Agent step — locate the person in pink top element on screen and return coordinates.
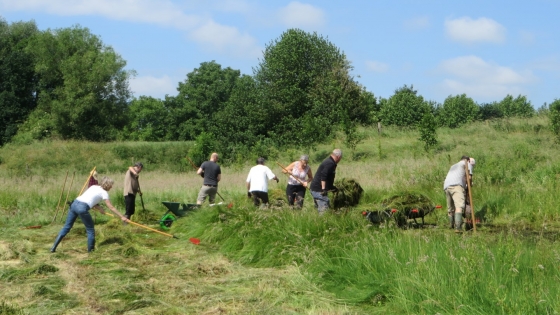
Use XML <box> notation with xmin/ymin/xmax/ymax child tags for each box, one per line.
<box><xmin>282</xmin><ymin>155</ymin><xmax>314</xmax><ymax>208</ymax></box>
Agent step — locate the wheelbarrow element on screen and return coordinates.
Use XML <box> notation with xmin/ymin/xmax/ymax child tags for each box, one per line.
<box><xmin>159</xmin><ymin>201</ymin><xmax>199</xmax><ymax>230</ymax></box>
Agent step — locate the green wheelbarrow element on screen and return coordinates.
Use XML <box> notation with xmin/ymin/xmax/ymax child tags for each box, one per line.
<box><xmin>159</xmin><ymin>201</ymin><xmax>199</xmax><ymax>230</ymax></box>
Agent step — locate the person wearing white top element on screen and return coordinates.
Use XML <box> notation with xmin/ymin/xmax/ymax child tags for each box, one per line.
<box><xmin>246</xmin><ymin>157</ymin><xmax>279</xmax><ymax>208</ymax></box>
<box><xmin>51</xmin><ymin>176</ymin><xmax>128</xmax><ymax>253</ymax></box>
<box><xmin>443</xmin><ymin>156</ymin><xmax>475</xmax><ymax>233</ymax></box>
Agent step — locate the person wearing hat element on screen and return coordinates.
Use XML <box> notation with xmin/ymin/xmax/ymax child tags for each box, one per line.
<box><xmin>443</xmin><ymin>156</ymin><xmax>475</xmax><ymax>233</ymax></box>
<box><xmin>282</xmin><ymin>155</ymin><xmax>314</xmax><ymax>208</ymax></box>
<box><xmin>246</xmin><ymin>157</ymin><xmax>279</xmax><ymax>208</ymax></box>
<box><xmin>123</xmin><ymin>162</ymin><xmax>143</xmax><ymax>220</ymax></box>
<box><xmin>88</xmin><ymin>170</ymin><xmax>99</xmax><ymax>188</ymax></box>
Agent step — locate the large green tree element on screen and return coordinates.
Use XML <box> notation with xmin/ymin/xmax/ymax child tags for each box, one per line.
<box><xmin>123</xmin><ymin>96</ymin><xmax>169</xmax><ymax>141</ymax></box>
<box><xmin>498</xmin><ymin>94</ymin><xmax>534</xmax><ymax>118</ymax></box>
<box><xmin>437</xmin><ymin>94</ymin><xmax>479</xmax><ymax>128</ymax></box>
<box><xmin>215</xmin><ymin>75</ymin><xmax>265</xmax><ymax>146</ymax></box>
<box><xmin>168</xmin><ymin>61</ymin><xmax>240</xmax><ymax>141</ymax></box>
<box><xmin>253</xmin><ymin>29</ymin><xmax>374</xmax><ymax>147</ymax></box>
<box><xmin>380</xmin><ymin>85</ymin><xmax>432</xmax><ymax>127</ymax></box>
<box><xmin>17</xmin><ymin>25</ymin><xmax>132</xmax><ymax>141</ymax></box>
<box><xmin>0</xmin><ymin>19</ymin><xmax>39</xmax><ymax>146</ymax></box>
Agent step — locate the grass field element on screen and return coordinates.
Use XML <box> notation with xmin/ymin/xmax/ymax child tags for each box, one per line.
<box><xmin>1</xmin><ymin>116</ymin><xmax>560</xmax><ymax>314</ymax></box>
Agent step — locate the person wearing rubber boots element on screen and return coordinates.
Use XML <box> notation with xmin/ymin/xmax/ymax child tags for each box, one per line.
<box><xmin>51</xmin><ymin>177</ymin><xmax>128</xmax><ymax>253</ymax></box>
<box><xmin>123</xmin><ymin>162</ymin><xmax>143</xmax><ymax>220</ymax></box>
<box><xmin>443</xmin><ymin>156</ymin><xmax>475</xmax><ymax>233</ymax></box>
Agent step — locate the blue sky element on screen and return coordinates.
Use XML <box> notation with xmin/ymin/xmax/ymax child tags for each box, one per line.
<box><xmin>1</xmin><ymin>0</ymin><xmax>559</xmax><ymax>107</ymax></box>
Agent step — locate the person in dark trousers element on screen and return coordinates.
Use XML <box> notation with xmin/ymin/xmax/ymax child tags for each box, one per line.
<box><xmin>282</xmin><ymin>154</ymin><xmax>313</xmax><ymax>208</ymax></box>
<box><xmin>309</xmin><ymin>149</ymin><xmax>342</xmax><ymax>214</ymax></box>
<box><xmin>123</xmin><ymin>162</ymin><xmax>143</xmax><ymax>220</ymax></box>
<box><xmin>51</xmin><ymin>177</ymin><xmax>128</xmax><ymax>253</ymax></box>
<box><xmin>196</xmin><ymin>153</ymin><xmax>221</xmax><ymax>205</ymax></box>
<box><xmin>246</xmin><ymin>157</ymin><xmax>279</xmax><ymax>208</ymax></box>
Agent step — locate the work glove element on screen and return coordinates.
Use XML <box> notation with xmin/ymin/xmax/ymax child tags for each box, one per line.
<box><xmin>321</xmin><ymin>189</ymin><xmax>328</xmax><ymax>196</ymax></box>
<box><xmin>330</xmin><ymin>186</ymin><xmax>339</xmax><ymax>193</ymax></box>
<box><xmin>139</xmin><ymin>192</ymin><xmax>143</xmax><ymax>196</ymax></box>
<box><xmin>247</xmin><ymin>191</ymin><xmax>252</xmax><ymax>198</ymax></box>
<box><xmin>199</xmin><ymin>172</ymin><xmax>205</xmax><ymax>178</ymax></box>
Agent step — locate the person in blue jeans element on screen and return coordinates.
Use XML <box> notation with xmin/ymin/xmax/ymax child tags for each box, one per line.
<box><xmin>50</xmin><ymin>176</ymin><xmax>129</xmax><ymax>253</ymax></box>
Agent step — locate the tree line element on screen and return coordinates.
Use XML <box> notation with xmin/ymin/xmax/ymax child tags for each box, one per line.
<box><xmin>2</xmin><ymin>17</ymin><xmax>559</xmax><ymax>163</ymax></box>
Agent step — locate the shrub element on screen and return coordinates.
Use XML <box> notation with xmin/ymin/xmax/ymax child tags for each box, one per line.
<box><xmin>437</xmin><ymin>94</ymin><xmax>478</xmax><ymax>128</ymax></box>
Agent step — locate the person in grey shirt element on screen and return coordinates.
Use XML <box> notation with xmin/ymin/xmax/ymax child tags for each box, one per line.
<box><xmin>443</xmin><ymin>155</ymin><xmax>475</xmax><ymax>232</ymax></box>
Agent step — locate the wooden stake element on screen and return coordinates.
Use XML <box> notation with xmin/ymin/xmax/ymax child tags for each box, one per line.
<box><xmin>52</xmin><ymin>170</ymin><xmax>69</xmax><ymax>223</ymax></box>
<box><xmin>464</xmin><ymin>161</ymin><xmax>476</xmax><ymax>232</ymax></box>
<box><xmin>60</xmin><ymin>171</ymin><xmax>75</xmax><ymax>221</ymax></box>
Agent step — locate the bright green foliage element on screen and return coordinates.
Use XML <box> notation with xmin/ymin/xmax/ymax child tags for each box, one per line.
<box><xmin>169</xmin><ymin>61</ymin><xmax>240</xmax><ymax>141</ymax></box>
<box><xmin>548</xmin><ymin>99</ymin><xmax>560</xmax><ymax>142</ymax></box>
<box><xmin>380</xmin><ymin>85</ymin><xmax>432</xmax><ymax>127</ymax></box>
<box><xmin>437</xmin><ymin>94</ymin><xmax>479</xmax><ymax>128</ymax></box>
<box><xmin>124</xmin><ymin>96</ymin><xmax>169</xmax><ymax>141</ymax></box>
<box><xmin>498</xmin><ymin>94</ymin><xmax>534</xmax><ymax>118</ymax></box>
<box><xmin>189</xmin><ymin>132</ymin><xmax>218</xmax><ymax>166</ymax></box>
<box><xmin>418</xmin><ymin>112</ymin><xmax>438</xmax><ymax>151</ymax></box>
<box><xmin>254</xmin><ymin>29</ymin><xmax>374</xmax><ymax>148</ymax></box>
<box><xmin>0</xmin><ymin>19</ymin><xmax>39</xmax><ymax>146</ymax></box>
<box><xmin>215</xmin><ymin>75</ymin><xmax>265</xmax><ymax>146</ymax></box>
<box><xmin>16</xmin><ymin>25</ymin><xmax>132</xmax><ymax>141</ymax></box>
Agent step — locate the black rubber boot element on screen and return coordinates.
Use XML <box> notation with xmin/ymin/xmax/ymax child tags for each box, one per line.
<box><xmin>449</xmin><ymin>215</ymin><xmax>454</xmax><ymax>229</ymax></box>
<box><xmin>50</xmin><ymin>234</ymin><xmax>64</xmax><ymax>252</ymax></box>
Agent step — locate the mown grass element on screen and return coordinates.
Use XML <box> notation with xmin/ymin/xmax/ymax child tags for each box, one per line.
<box><xmin>1</xmin><ymin>116</ymin><xmax>560</xmax><ymax>314</ymax></box>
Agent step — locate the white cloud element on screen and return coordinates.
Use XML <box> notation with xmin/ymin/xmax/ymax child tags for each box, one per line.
<box><xmin>188</xmin><ymin>19</ymin><xmax>262</xmax><ymax>58</ymax></box>
<box><xmin>0</xmin><ymin>0</ymin><xmax>201</xmax><ymax>30</ymax></box>
<box><xmin>365</xmin><ymin>60</ymin><xmax>389</xmax><ymax>73</ymax></box>
<box><xmin>404</xmin><ymin>16</ymin><xmax>430</xmax><ymax>31</ymax></box>
<box><xmin>445</xmin><ymin>17</ymin><xmax>506</xmax><ymax>44</ymax></box>
<box><xmin>130</xmin><ymin>75</ymin><xmax>178</xmax><ymax>98</ymax></box>
<box><xmin>436</xmin><ymin>55</ymin><xmax>536</xmax><ymax>100</ymax></box>
<box><xmin>278</xmin><ymin>1</ymin><xmax>325</xmax><ymax>30</ymax></box>
<box><xmin>0</xmin><ymin>0</ymin><xmax>262</xmax><ymax>59</ymax></box>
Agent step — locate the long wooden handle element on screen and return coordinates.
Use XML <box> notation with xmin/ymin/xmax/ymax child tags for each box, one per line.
<box><xmin>104</xmin><ymin>212</ymin><xmax>177</xmax><ymax>238</ymax></box>
<box><xmin>276</xmin><ymin>161</ymin><xmax>309</xmax><ymax>189</ymax></box>
<box><xmin>79</xmin><ymin>166</ymin><xmax>97</xmax><ymax>196</ymax></box>
<box><xmin>52</xmin><ymin>171</ymin><xmax>69</xmax><ymax>223</ymax></box>
<box><xmin>127</xmin><ymin>220</ymin><xmax>178</xmax><ymax>239</ymax></box>
<box><xmin>186</xmin><ymin>156</ymin><xmax>199</xmax><ymax>171</ymax></box>
<box><xmin>464</xmin><ymin>161</ymin><xmax>476</xmax><ymax>232</ymax></box>
<box><xmin>60</xmin><ymin>172</ymin><xmax>76</xmax><ymax>221</ymax></box>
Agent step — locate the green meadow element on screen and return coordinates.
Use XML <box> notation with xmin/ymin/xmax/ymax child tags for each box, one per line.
<box><xmin>1</xmin><ymin>116</ymin><xmax>559</xmax><ymax>314</ymax></box>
